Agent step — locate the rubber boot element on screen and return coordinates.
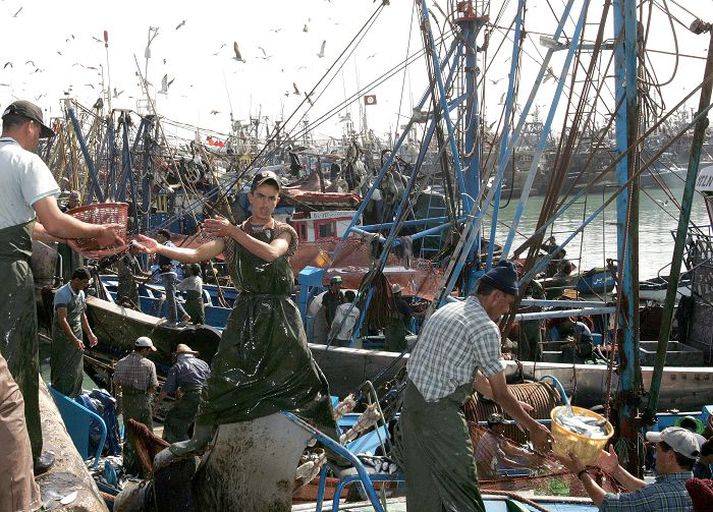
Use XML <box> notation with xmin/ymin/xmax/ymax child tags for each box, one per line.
<box><xmin>169</xmin><ymin>421</ymin><xmax>216</xmax><ymax>457</ymax></box>
<box><xmin>34</xmin><ymin>451</ymin><xmax>55</xmax><ymax>475</ymax></box>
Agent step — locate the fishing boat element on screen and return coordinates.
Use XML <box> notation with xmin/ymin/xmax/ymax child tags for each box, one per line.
<box><xmin>639</xmin><ymin>273</ymin><xmax>692</xmax><ymax>303</ymax></box>
<box><xmin>25</xmin><ymin>0</ymin><xmax>713</xmax><ymax>506</ymax></box>
<box><xmin>83</xmin><ymin>293</ymin><xmax>713</xmax><ymax>413</ymax></box>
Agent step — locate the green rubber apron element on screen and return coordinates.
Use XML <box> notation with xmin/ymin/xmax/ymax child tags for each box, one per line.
<box><xmin>51</xmin><ymin>286</ymin><xmax>85</xmax><ymax>397</ymax></box>
<box><xmin>121</xmin><ymin>386</ymin><xmax>154</xmax><ymax>476</ymax></box>
<box><xmin>0</xmin><ymin>220</ymin><xmax>43</xmax><ymax>460</ymax></box>
<box><xmin>401</xmin><ymin>380</ymin><xmax>486</xmax><ymax>512</ymax></box>
<box><xmin>183</xmin><ymin>289</ymin><xmax>205</xmax><ymax>324</ymax></box>
<box><xmin>196</xmin><ymin>227</ymin><xmax>335</xmax><ymax>434</ymax></box>
<box><xmin>162</xmin><ymin>385</ymin><xmax>203</xmax><ymax>443</ymax></box>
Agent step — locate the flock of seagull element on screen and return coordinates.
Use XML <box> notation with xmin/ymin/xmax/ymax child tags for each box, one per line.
<box><xmin>1</xmin><ymin>6</ymin><xmax>334</xmax><ymax>115</ymax></box>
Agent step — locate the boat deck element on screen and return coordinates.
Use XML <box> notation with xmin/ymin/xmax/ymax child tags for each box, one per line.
<box><xmin>292</xmin><ymin>494</ymin><xmax>598</xmax><ymax>511</ymax></box>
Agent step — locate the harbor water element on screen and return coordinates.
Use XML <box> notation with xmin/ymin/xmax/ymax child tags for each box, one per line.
<box><xmin>495</xmin><ymin>185</ymin><xmax>710</xmax><ymax>279</ymax></box>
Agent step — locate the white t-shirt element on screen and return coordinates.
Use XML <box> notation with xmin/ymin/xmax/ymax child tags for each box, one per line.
<box><xmin>0</xmin><ymin>137</ymin><xmax>60</xmax><ymax>229</ymax></box>
<box><xmin>177</xmin><ymin>275</ymin><xmax>203</xmax><ymax>293</ymax></box>
<box><xmin>330</xmin><ymin>302</ymin><xmax>360</xmax><ymax>341</ymax></box>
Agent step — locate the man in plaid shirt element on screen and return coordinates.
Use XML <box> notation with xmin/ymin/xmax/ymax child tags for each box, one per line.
<box><xmin>113</xmin><ymin>336</ymin><xmax>158</xmax><ymax>475</ymax></box>
<box><xmin>401</xmin><ymin>260</ymin><xmax>552</xmax><ymax>512</ymax></box>
<box><xmin>561</xmin><ymin>426</ymin><xmax>700</xmax><ymax>511</ymax></box>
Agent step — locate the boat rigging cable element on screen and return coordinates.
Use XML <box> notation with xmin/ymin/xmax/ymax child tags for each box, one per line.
<box><xmin>149</xmin><ymin>0</ymin><xmax>424</xmax><ymax>230</ymax></box>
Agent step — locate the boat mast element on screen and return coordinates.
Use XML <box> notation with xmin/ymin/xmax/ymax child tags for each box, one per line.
<box><xmin>613</xmin><ymin>0</ymin><xmax>642</xmax><ymax>474</ymax></box>
<box><xmin>457</xmin><ymin>1</ymin><xmax>489</xmax><ymax>292</ymax></box>
<box><xmin>645</xmin><ymin>23</ymin><xmax>713</xmax><ymax>422</ymax></box>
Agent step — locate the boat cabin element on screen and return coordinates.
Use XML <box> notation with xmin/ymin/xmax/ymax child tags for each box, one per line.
<box><xmin>290</xmin><ymin>210</ymin><xmax>358</xmax><ymax>242</ymax></box>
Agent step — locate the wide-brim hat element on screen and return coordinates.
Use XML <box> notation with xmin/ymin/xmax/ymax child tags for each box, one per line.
<box><xmin>676</xmin><ymin>415</ymin><xmax>706</xmax><ymax>435</ymax></box>
<box><xmin>392</xmin><ymin>283</ymin><xmax>403</xmax><ymax>294</ymax></box>
<box><xmin>2</xmin><ymin>100</ymin><xmax>55</xmax><ymax>138</ymax></box>
<box><xmin>175</xmin><ymin>343</ymin><xmax>198</xmax><ymax>355</ymax></box>
<box><xmin>134</xmin><ymin>336</ymin><xmax>157</xmax><ymax>351</ymax></box>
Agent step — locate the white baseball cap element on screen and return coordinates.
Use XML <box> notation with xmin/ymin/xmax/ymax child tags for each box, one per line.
<box><xmin>646</xmin><ymin>426</ymin><xmax>702</xmax><ymax>459</ymax></box>
<box><xmin>134</xmin><ymin>336</ymin><xmax>157</xmax><ymax>351</ymax></box>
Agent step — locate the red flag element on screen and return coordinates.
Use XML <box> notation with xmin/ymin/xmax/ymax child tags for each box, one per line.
<box><xmin>363</xmin><ymin>94</ymin><xmax>377</xmax><ymax>106</ymax></box>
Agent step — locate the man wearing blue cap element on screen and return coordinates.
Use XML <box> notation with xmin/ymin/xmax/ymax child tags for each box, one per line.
<box><xmin>401</xmin><ymin>260</ymin><xmax>552</xmax><ymax>512</ymax></box>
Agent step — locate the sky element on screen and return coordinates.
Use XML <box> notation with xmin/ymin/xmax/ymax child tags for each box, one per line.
<box><xmin>0</xmin><ymin>1</ymin><xmax>710</xmax><ymax>145</ymax></box>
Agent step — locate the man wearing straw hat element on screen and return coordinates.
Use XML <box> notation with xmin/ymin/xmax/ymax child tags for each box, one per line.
<box><xmin>401</xmin><ymin>260</ymin><xmax>552</xmax><ymax>512</ymax></box>
<box><xmin>0</xmin><ymin>100</ymin><xmax>122</xmax><ymax>480</ymax></box>
<box><xmin>561</xmin><ymin>426</ymin><xmax>701</xmax><ymax>510</ymax></box>
<box><xmin>155</xmin><ymin>343</ymin><xmax>210</xmax><ymax>443</ymax></box>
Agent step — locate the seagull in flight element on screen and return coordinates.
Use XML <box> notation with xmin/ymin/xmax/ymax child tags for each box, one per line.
<box><xmin>233</xmin><ymin>41</ymin><xmax>245</xmax><ymax>62</ymax></box>
<box><xmin>12</xmin><ymin>6</ymin><xmax>22</xmax><ymax>17</ymax></box>
<box><xmin>292</xmin><ymin>82</ymin><xmax>300</xmax><ymax>95</ymax></box>
<box><xmin>92</xmin><ymin>35</ymin><xmax>102</xmax><ymax>43</ymax></box>
<box><xmin>317</xmin><ymin>40</ymin><xmax>326</xmax><ymax>58</ymax></box>
<box><xmin>210</xmin><ymin>110</ymin><xmax>220</xmax><ymax>115</ymax></box>
<box><xmin>113</xmin><ymin>88</ymin><xmax>124</xmax><ymax>98</ymax></box>
<box><xmin>158</xmin><ymin>74</ymin><xmax>175</xmax><ymax>94</ymax></box>
<box><xmin>3</xmin><ymin>62</ymin><xmax>12</xmax><ymax>69</ymax></box>
<box><xmin>175</xmin><ymin>19</ymin><xmax>187</xmax><ymax>30</ymax></box>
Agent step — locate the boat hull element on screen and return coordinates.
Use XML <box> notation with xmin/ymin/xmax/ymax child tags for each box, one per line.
<box><xmin>85</xmin><ymin>297</ymin><xmax>713</xmax><ymax>411</ymax></box>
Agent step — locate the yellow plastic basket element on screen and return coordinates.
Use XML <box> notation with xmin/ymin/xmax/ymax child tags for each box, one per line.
<box><xmin>551</xmin><ymin>405</ymin><xmax>614</xmax><ymax>466</ymax></box>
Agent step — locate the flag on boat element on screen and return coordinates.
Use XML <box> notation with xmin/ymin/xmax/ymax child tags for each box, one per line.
<box><xmin>363</xmin><ymin>94</ymin><xmax>377</xmax><ymax>106</ymax></box>
<box><xmin>206</xmin><ymin>136</ymin><xmax>225</xmax><ymax>148</ymax></box>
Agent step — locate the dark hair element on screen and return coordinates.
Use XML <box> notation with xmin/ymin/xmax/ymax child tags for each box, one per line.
<box><xmin>475</xmin><ymin>280</ymin><xmax>498</xmax><ymax>297</ymax></box>
<box><xmin>659</xmin><ymin>441</ymin><xmax>696</xmax><ymax>470</ymax></box>
<box><xmin>702</xmin><ymin>438</ymin><xmax>713</xmax><ymax>458</ymax></box>
<box><xmin>189</xmin><ymin>263</ymin><xmax>201</xmax><ymax>276</ymax></box>
<box><xmin>345</xmin><ymin>290</ymin><xmax>356</xmax><ymax>302</ymax></box>
<box><xmin>1</xmin><ymin>113</ymin><xmax>30</xmax><ymax>131</ymax></box>
<box><xmin>71</xmin><ymin>267</ymin><xmax>91</xmax><ymax>280</ymax></box>
<box><xmin>157</xmin><ymin>229</ymin><xmax>171</xmax><ymax>239</ymax></box>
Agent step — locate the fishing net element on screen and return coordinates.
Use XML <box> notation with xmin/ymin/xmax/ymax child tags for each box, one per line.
<box><xmin>470</xmin><ymin>423</ymin><xmax>622</xmax><ymax>498</ymax></box>
<box><xmin>463</xmin><ymin>383</ymin><xmax>621</xmax><ymax>498</ymax></box>
<box><xmin>321</xmin><ymin>235</ymin><xmax>444</xmax><ymax>301</ymax></box>
<box><xmin>66</xmin><ymin>202</ymin><xmax>129</xmax><ymax>259</ymax></box>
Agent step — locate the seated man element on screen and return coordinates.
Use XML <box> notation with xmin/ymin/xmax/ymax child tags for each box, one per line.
<box><xmin>561</xmin><ymin>426</ymin><xmax>701</xmax><ymax>511</ymax></box>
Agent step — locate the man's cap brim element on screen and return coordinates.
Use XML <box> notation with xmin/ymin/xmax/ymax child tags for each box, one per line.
<box><xmin>38</xmin><ymin>123</ymin><xmax>55</xmax><ymax>139</ymax></box>
<box><xmin>645</xmin><ymin>431</ymin><xmax>663</xmax><ymax>443</ymax></box>
<box><xmin>252</xmin><ymin>177</ymin><xmax>280</xmax><ymax>190</ymax></box>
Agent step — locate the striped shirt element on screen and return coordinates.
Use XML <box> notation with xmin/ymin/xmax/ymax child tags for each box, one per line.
<box><xmin>407</xmin><ymin>296</ymin><xmax>505</xmax><ymax>401</ymax></box>
<box><xmin>113</xmin><ymin>352</ymin><xmax>158</xmax><ymax>392</ymax></box>
<box><xmin>600</xmin><ymin>472</ymin><xmax>693</xmax><ymax>511</ymax></box>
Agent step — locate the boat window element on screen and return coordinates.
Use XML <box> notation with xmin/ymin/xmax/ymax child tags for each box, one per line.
<box><xmin>318</xmin><ymin>222</ymin><xmax>336</xmax><ymax>239</ymax></box>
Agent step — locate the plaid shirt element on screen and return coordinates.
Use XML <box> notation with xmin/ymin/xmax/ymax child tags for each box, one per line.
<box><xmin>601</xmin><ymin>472</ymin><xmax>693</xmax><ymax>511</ymax></box>
<box><xmin>407</xmin><ymin>296</ymin><xmax>505</xmax><ymax>401</ymax></box>
<box><xmin>113</xmin><ymin>352</ymin><xmax>158</xmax><ymax>392</ymax></box>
